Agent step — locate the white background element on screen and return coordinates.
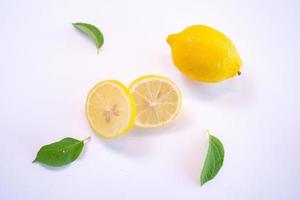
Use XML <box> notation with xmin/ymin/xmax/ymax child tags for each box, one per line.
<box><xmin>0</xmin><ymin>0</ymin><xmax>299</xmax><ymax>199</ymax></box>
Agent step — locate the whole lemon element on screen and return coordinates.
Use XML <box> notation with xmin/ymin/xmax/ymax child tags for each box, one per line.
<box><xmin>167</xmin><ymin>25</ymin><xmax>243</xmax><ymax>83</ymax></box>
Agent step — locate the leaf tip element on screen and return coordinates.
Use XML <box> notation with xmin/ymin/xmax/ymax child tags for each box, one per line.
<box><xmin>72</xmin><ymin>23</ymin><xmax>80</xmax><ymax>28</ymax></box>
<box><xmin>200</xmin><ymin>178</ymin><xmax>207</xmax><ymax>186</ymax></box>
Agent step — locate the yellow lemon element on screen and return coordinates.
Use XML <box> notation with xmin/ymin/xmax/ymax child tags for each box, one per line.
<box><xmin>86</xmin><ymin>80</ymin><xmax>136</xmax><ymax>139</ymax></box>
<box><xmin>167</xmin><ymin>25</ymin><xmax>243</xmax><ymax>83</ymax></box>
<box><xmin>129</xmin><ymin>75</ymin><xmax>181</xmax><ymax>128</ymax></box>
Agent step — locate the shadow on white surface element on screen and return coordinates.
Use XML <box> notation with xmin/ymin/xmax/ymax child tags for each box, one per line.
<box><xmin>93</xmin><ymin>132</ymin><xmax>152</xmax><ymax>157</ymax></box>
<box><xmin>158</xmin><ymin>53</ymin><xmax>174</xmax><ymax>68</ymax></box>
<box><xmin>180</xmin><ymin>73</ymin><xmax>254</xmax><ymax>106</ymax></box>
<box><xmin>93</xmin><ymin>110</ymin><xmax>191</xmax><ymax>157</ymax></box>
<box><xmin>33</xmin><ymin>162</ymin><xmax>71</xmax><ymax>171</ymax></box>
<box><xmin>176</xmin><ymin>130</ymin><xmax>209</xmax><ymax>185</ymax></box>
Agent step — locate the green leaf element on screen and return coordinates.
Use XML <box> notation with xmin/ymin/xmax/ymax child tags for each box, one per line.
<box><xmin>200</xmin><ymin>133</ymin><xmax>224</xmax><ymax>186</ymax></box>
<box><xmin>73</xmin><ymin>22</ymin><xmax>104</xmax><ymax>53</ymax></box>
<box><xmin>33</xmin><ymin>137</ymin><xmax>89</xmax><ymax>167</ymax></box>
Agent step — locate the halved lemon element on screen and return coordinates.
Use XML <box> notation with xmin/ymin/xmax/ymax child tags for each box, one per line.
<box><xmin>86</xmin><ymin>80</ymin><xmax>136</xmax><ymax>139</ymax></box>
<box><xmin>129</xmin><ymin>75</ymin><xmax>182</xmax><ymax>128</ymax></box>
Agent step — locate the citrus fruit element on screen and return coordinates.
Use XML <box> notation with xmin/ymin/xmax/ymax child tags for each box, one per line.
<box><xmin>167</xmin><ymin>25</ymin><xmax>243</xmax><ymax>83</ymax></box>
<box><xmin>129</xmin><ymin>75</ymin><xmax>181</xmax><ymax>128</ymax></box>
<box><xmin>86</xmin><ymin>80</ymin><xmax>136</xmax><ymax>139</ymax></box>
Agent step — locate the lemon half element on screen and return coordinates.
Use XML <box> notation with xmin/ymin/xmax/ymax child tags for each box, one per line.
<box><xmin>86</xmin><ymin>80</ymin><xmax>136</xmax><ymax>139</ymax></box>
<box><xmin>129</xmin><ymin>75</ymin><xmax>181</xmax><ymax>128</ymax></box>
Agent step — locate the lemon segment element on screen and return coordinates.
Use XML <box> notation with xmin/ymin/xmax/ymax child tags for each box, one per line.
<box><xmin>129</xmin><ymin>75</ymin><xmax>181</xmax><ymax>128</ymax></box>
<box><xmin>86</xmin><ymin>80</ymin><xmax>136</xmax><ymax>139</ymax></box>
<box><xmin>167</xmin><ymin>25</ymin><xmax>243</xmax><ymax>83</ymax></box>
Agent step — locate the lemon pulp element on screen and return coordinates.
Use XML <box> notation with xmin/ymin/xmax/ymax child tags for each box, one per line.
<box><xmin>86</xmin><ymin>80</ymin><xmax>136</xmax><ymax>139</ymax></box>
<box><xmin>129</xmin><ymin>75</ymin><xmax>181</xmax><ymax>128</ymax></box>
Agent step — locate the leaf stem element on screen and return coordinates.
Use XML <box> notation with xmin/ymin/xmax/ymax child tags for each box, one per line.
<box><xmin>82</xmin><ymin>136</ymin><xmax>91</xmax><ymax>143</ymax></box>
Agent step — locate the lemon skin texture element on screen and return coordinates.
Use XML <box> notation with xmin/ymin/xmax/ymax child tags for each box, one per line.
<box><xmin>167</xmin><ymin>25</ymin><xmax>243</xmax><ymax>83</ymax></box>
